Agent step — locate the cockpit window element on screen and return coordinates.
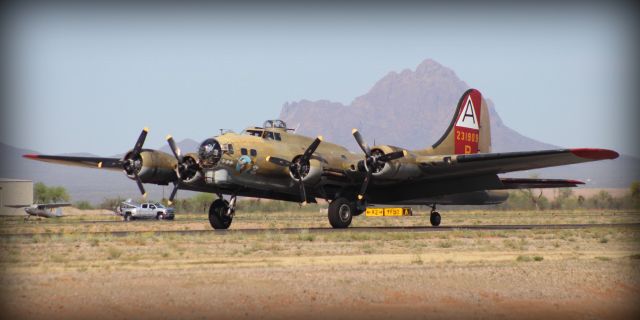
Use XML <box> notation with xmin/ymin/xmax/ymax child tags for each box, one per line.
<box><xmin>263</xmin><ymin>131</ymin><xmax>275</xmax><ymax>140</ymax></box>
<box><xmin>263</xmin><ymin>120</ymin><xmax>287</xmax><ymax>129</ymax></box>
<box><xmin>244</xmin><ymin>130</ymin><xmax>263</xmax><ymax>137</ymax></box>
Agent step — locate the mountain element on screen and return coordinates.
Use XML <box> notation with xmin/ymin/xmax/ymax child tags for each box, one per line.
<box><xmin>280</xmin><ymin>59</ymin><xmax>639</xmax><ymax>188</ymax></box>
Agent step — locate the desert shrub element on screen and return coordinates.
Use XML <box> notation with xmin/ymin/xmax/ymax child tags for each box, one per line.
<box><xmin>34</xmin><ymin>182</ymin><xmax>70</xmax><ymax>203</ymax></box>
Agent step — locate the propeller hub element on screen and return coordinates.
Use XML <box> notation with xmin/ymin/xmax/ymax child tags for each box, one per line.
<box><xmin>362</xmin><ymin>149</ymin><xmax>386</xmax><ymax>174</ymax></box>
<box><xmin>176</xmin><ymin>155</ymin><xmax>199</xmax><ymax>181</ymax></box>
<box><xmin>289</xmin><ymin>156</ymin><xmax>311</xmax><ymax>180</ymax></box>
<box><xmin>122</xmin><ymin>152</ymin><xmax>143</xmax><ymax>177</ymax></box>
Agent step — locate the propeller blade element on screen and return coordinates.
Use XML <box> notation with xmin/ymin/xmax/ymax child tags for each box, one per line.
<box><xmin>379</xmin><ymin>150</ymin><xmax>407</xmax><ymax>162</ymax></box>
<box><xmin>132</xmin><ymin>127</ymin><xmax>149</xmax><ymax>156</ymax></box>
<box><xmin>266</xmin><ymin>156</ymin><xmax>291</xmax><ymax>167</ymax></box>
<box><xmin>301</xmin><ymin>136</ymin><xmax>323</xmax><ymax>161</ymax></box>
<box><xmin>297</xmin><ymin>169</ymin><xmax>307</xmax><ymax>205</ymax></box>
<box><xmin>134</xmin><ymin>175</ymin><xmax>147</xmax><ymax>198</ymax></box>
<box><xmin>357</xmin><ymin>171</ymin><xmax>372</xmax><ymax>202</ymax></box>
<box><xmin>352</xmin><ymin>129</ymin><xmax>371</xmax><ymax>156</ymax></box>
<box><xmin>168</xmin><ymin>184</ymin><xmax>179</xmax><ymax>204</ymax></box>
<box><xmin>166</xmin><ymin>135</ymin><xmax>181</xmax><ymax>161</ymax></box>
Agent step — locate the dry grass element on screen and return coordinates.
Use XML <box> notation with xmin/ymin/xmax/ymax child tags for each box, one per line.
<box><xmin>0</xmin><ymin>209</ymin><xmax>638</xmax><ymax>319</ymax></box>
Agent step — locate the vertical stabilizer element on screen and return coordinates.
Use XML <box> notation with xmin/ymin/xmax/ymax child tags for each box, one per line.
<box><xmin>419</xmin><ymin>88</ymin><xmax>491</xmax><ymax>155</ymax></box>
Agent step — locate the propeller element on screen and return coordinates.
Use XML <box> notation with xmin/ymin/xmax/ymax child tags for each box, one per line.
<box><xmin>352</xmin><ymin>128</ymin><xmax>406</xmax><ymax>203</ymax></box>
<box><xmin>122</xmin><ymin>128</ymin><xmax>149</xmax><ymax>198</ymax></box>
<box><xmin>266</xmin><ymin>136</ymin><xmax>323</xmax><ymax>204</ymax></box>
<box><xmin>165</xmin><ymin>135</ymin><xmax>201</xmax><ymax>204</ymax></box>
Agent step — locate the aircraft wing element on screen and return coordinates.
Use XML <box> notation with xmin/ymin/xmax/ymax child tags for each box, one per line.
<box><xmin>23</xmin><ymin>154</ymin><xmax>123</xmax><ymax>171</ymax></box>
<box><xmin>416</xmin><ymin>148</ymin><xmax>618</xmax><ymax>180</ymax></box>
<box><xmin>38</xmin><ymin>203</ymin><xmax>72</xmax><ymax>208</ymax></box>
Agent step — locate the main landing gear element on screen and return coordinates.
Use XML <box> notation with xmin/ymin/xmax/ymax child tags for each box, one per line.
<box><xmin>429</xmin><ymin>204</ymin><xmax>441</xmax><ymax>227</ymax></box>
<box><xmin>208</xmin><ymin>195</ymin><xmax>237</xmax><ymax>229</ymax></box>
<box><xmin>328</xmin><ymin>197</ymin><xmax>365</xmax><ymax>228</ymax></box>
<box><xmin>328</xmin><ymin>198</ymin><xmax>353</xmax><ymax>228</ymax></box>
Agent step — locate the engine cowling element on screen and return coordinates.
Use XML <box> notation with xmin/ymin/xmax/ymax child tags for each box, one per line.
<box><xmin>289</xmin><ymin>157</ymin><xmax>323</xmax><ymax>185</ymax></box>
<box><xmin>175</xmin><ymin>154</ymin><xmax>202</xmax><ymax>184</ymax></box>
<box><xmin>359</xmin><ymin>145</ymin><xmax>420</xmax><ymax>181</ymax></box>
<box><xmin>123</xmin><ymin>150</ymin><xmax>177</xmax><ymax>185</ymax></box>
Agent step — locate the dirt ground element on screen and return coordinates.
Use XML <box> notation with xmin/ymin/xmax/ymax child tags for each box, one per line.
<box><xmin>1</xmin><ymin>209</ymin><xmax>639</xmax><ymax>319</ymax></box>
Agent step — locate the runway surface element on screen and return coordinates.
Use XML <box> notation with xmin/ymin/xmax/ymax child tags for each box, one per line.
<box><xmin>1</xmin><ymin>222</ymin><xmax>638</xmax><ymax>238</ymax></box>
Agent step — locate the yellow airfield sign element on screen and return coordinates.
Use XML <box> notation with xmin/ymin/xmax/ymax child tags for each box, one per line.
<box><xmin>365</xmin><ymin>207</ymin><xmax>413</xmax><ymax>217</ymax></box>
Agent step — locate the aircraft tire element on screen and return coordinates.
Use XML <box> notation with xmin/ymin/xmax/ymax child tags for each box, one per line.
<box><xmin>209</xmin><ymin>199</ymin><xmax>232</xmax><ymax>229</ymax></box>
<box><xmin>328</xmin><ymin>198</ymin><xmax>353</xmax><ymax>228</ymax></box>
<box><xmin>430</xmin><ymin>211</ymin><xmax>441</xmax><ymax>227</ymax></box>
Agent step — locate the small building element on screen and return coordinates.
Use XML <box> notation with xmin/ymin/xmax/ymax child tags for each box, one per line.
<box><xmin>0</xmin><ymin>178</ymin><xmax>33</xmax><ymax>216</ymax></box>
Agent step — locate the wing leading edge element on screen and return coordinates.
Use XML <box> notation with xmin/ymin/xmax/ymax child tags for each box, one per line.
<box><xmin>499</xmin><ymin>178</ymin><xmax>584</xmax><ymax>189</ymax></box>
<box><xmin>23</xmin><ymin>154</ymin><xmax>122</xmax><ymax>171</ymax></box>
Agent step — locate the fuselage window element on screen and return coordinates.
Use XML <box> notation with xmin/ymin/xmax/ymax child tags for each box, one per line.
<box><xmin>241</xmin><ymin>148</ymin><xmax>248</xmax><ymax>156</ymax></box>
<box><xmin>227</xmin><ymin>144</ymin><xmax>234</xmax><ymax>154</ymax></box>
<box><xmin>274</xmin><ymin>133</ymin><xmax>281</xmax><ymax>141</ymax></box>
<box><xmin>250</xmin><ymin>149</ymin><xmax>257</xmax><ymax>156</ymax></box>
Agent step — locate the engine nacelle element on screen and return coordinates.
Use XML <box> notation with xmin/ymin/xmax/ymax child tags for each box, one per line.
<box><xmin>289</xmin><ymin>158</ymin><xmax>323</xmax><ymax>185</ymax></box>
<box><xmin>368</xmin><ymin>145</ymin><xmax>421</xmax><ymax>181</ymax></box>
<box><xmin>124</xmin><ymin>150</ymin><xmax>177</xmax><ymax>185</ymax></box>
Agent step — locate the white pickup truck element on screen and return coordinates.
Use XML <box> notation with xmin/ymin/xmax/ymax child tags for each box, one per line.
<box><xmin>117</xmin><ymin>202</ymin><xmax>175</xmax><ymax>221</ymax></box>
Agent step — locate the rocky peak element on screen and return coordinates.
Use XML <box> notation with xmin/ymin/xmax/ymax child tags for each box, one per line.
<box><xmin>279</xmin><ymin>59</ymin><xmax>549</xmax><ymax>152</ymax></box>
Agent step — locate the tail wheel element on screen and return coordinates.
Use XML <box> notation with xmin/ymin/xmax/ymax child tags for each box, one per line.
<box><xmin>328</xmin><ymin>197</ymin><xmax>353</xmax><ymax>228</ymax></box>
<box><xmin>209</xmin><ymin>199</ymin><xmax>232</xmax><ymax>229</ymax></box>
<box><xmin>430</xmin><ymin>211</ymin><xmax>441</xmax><ymax>227</ymax></box>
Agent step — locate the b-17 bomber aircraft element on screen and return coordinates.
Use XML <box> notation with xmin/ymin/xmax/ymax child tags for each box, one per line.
<box><xmin>5</xmin><ymin>203</ymin><xmax>71</xmax><ymax>221</ymax></box>
<box><xmin>24</xmin><ymin>89</ymin><xmax>619</xmax><ymax>229</ymax></box>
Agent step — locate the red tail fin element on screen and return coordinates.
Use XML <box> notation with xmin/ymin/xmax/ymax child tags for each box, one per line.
<box><xmin>454</xmin><ymin>89</ymin><xmax>482</xmax><ymax>154</ymax></box>
<box><xmin>423</xmin><ymin>88</ymin><xmax>491</xmax><ymax>155</ymax></box>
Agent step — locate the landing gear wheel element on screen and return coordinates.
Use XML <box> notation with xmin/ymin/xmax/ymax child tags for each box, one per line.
<box><xmin>209</xmin><ymin>199</ymin><xmax>232</xmax><ymax>229</ymax></box>
<box><xmin>328</xmin><ymin>197</ymin><xmax>354</xmax><ymax>228</ymax></box>
<box><xmin>430</xmin><ymin>211</ymin><xmax>441</xmax><ymax>227</ymax></box>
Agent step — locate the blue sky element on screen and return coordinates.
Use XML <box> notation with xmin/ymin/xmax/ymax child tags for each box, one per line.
<box><xmin>3</xmin><ymin>2</ymin><xmax>638</xmax><ymax>157</ymax></box>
